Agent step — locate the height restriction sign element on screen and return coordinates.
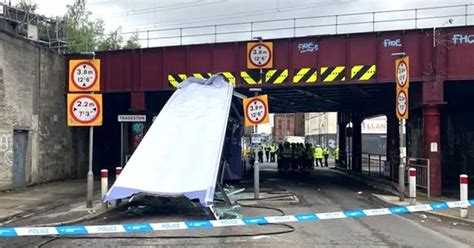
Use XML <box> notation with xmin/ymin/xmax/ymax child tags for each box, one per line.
<box><xmin>395</xmin><ymin>56</ymin><xmax>409</xmax><ymax>89</ymax></box>
<box><xmin>247</xmin><ymin>42</ymin><xmax>273</xmax><ymax>69</ymax></box>
<box><xmin>67</xmin><ymin>94</ymin><xmax>103</xmax><ymax>126</ymax></box>
<box><xmin>69</xmin><ymin>59</ymin><xmax>101</xmax><ymax>92</ymax></box>
<box><xmin>396</xmin><ymin>88</ymin><xmax>409</xmax><ymax>120</ymax></box>
<box><xmin>243</xmin><ymin>95</ymin><xmax>269</xmax><ymax>126</ymax></box>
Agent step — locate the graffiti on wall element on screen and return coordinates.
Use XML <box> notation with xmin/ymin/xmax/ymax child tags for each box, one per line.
<box><xmin>131</xmin><ymin>123</ymin><xmax>144</xmax><ymax>152</ymax></box>
<box><xmin>0</xmin><ymin>132</ymin><xmax>13</xmax><ymax>185</ymax></box>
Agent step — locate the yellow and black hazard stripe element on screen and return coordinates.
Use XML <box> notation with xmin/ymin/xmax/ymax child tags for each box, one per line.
<box><xmin>221</xmin><ymin>72</ymin><xmax>236</xmax><ymax>85</ymax></box>
<box><xmin>293</xmin><ymin>68</ymin><xmax>317</xmax><ymax>83</ymax></box>
<box><xmin>240</xmin><ymin>70</ymin><xmax>262</xmax><ymax>85</ymax></box>
<box><xmin>192</xmin><ymin>72</ymin><xmax>212</xmax><ymax>80</ymax></box>
<box><xmin>168</xmin><ymin>74</ymin><xmax>187</xmax><ymax>87</ymax></box>
<box><xmin>320</xmin><ymin>66</ymin><xmax>346</xmax><ymax>82</ymax></box>
<box><xmin>351</xmin><ymin>65</ymin><xmax>376</xmax><ymax>81</ymax></box>
<box><xmin>265</xmin><ymin>69</ymin><xmax>288</xmax><ymax>84</ymax></box>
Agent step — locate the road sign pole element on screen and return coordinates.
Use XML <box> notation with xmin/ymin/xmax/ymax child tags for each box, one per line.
<box><xmin>253</xmin><ymin>90</ymin><xmax>260</xmax><ymax>200</ymax></box>
<box><xmin>399</xmin><ymin>119</ymin><xmax>405</xmax><ymax>201</ymax></box>
<box><xmin>87</xmin><ymin>126</ymin><xmax>94</xmax><ymax>208</ymax></box>
<box><xmin>120</xmin><ymin>122</ymin><xmax>124</xmax><ymax>167</ymax></box>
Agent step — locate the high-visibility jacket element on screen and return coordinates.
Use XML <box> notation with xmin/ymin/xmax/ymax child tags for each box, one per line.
<box><xmin>314</xmin><ymin>147</ymin><xmax>323</xmax><ymax>159</ymax></box>
<box><xmin>270</xmin><ymin>145</ymin><xmax>278</xmax><ymax>153</ymax></box>
<box><xmin>323</xmin><ymin>147</ymin><xmax>329</xmax><ymax>156</ymax></box>
<box><xmin>335</xmin><ymin>148</ymin><xmax>339</xmax><ymax>159</ymax></box>
<box><xmin>281</xmin><ymin>146</ymin><xmax>292</xmax><ymax>158</ymax></box>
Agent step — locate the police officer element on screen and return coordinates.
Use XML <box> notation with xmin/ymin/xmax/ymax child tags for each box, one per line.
<box><xmin>304</xmin><ymin>143</ymin><xmax>314</xmax><ymax>170</ymax></box>
<box><xmin>281</xmin><ymin>142</ymin><xmax>292</xmax><ymax>172</ymax></box>
<box><xmin>323</xmin><ymin>146</ymin><xmax>329</xmax><ymax>167</ymax></box>
<box><xmin>293</xmin><ymin>143</ymin><xmax>304</xmax><ymax>170</ymax></box>
<box><xmin>270</xmin><ymin>144</ymin><xmax>277</xmax><ymax>162</ymax></box>
<box><xmin>257</xmin><ymin>145</ymin><xmax>264</xmax><ymax>163</ymax></box>
<box><xmin>314</xmin><ymin>145</ymin><xmax>323</xmax><ymax>167</ymax></box>
<box><xmin>265</xmin><ymin>144</ymin><xmax>271</xmax><ymax>162</ymax></box>
<box><xmin>335</xmin><ymin>147</ymin><xmax>340</xmax><ymax>165</ymax></box>
<box><xmin>277</xmin><ymin>143</ymin><xmax>283</xmax><ymax>171</ymax></box>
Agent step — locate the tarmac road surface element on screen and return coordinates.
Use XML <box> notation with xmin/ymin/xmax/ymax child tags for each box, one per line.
<box><xmin>3</xmin><ymin>163</ymin><xmax>473</xmax><ymax>247</ymax></box>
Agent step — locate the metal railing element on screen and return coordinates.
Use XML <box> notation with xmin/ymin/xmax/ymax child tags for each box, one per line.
<box><xmin>362</xmin><ymin>153</ymin><xmax>389</xmax><ymax>178</ymax></box>
<box><xmin>125</xmin><ymin>4</ymin><xmax>474</xmax><ymax>47</ymax></box>
<box><xmin>408</xmin><ymin>157</ymin><xmax>431</xmax><ymax>199</ymax></box>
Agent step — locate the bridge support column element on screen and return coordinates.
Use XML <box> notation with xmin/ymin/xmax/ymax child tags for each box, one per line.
<box><xmin>423</xmin><ymin>104</ymin><xmax>442</xmax><ymax>196</ymax></box>
<box><xmin>338</xmin><ymin>123</ymin><xmax>347</xmax><ymax>168</ymax></box>
<box><xmin>352</xmin><ymin>118</ymin><xmax>362</xmax><ymax>172</ymax></box>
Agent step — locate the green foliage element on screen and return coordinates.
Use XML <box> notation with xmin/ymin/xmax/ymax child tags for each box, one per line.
<box><xmin>63</xmin><ymin>0</ymin><xmax>140</xmax><ymax>53</ymax></box>
<box><xmin>15</xmin><ymin>0</ymin><xmax>38</xmax><ymax>13</ymax></box>
<box><xmin>123</xmin><ymin>32</ymin><xmax>141</xmax><ymax>49</ymax></box>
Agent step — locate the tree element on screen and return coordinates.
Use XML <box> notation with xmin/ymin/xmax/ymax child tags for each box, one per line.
<box><xmin>97</xmin><ymin>28</ymin><xmax>123</xmax><ymax>51</ymax></box>
<box><xmin>15</xmin><ymin>0</ymin><xmax>38</xmax><ymax>13</ymax></box>
<box><xmin>64</xmin><ymin>0</ymin><xmax>105</xmax><ymax>53</ymax></box>
<box><xmin>123</xmin><ymin>32</ymin><xmax>141</xmax><ymax>49</ymax></box>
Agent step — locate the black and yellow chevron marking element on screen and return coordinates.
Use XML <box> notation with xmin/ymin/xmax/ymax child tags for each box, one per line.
<box><xmin>265</xmin><ymin>69</ymin><xmax>288</xmax><ymax>84</ymax></box>
<box><xmin>351</xmin><ymin>65</ymin><xmax>376</xmax><ymax>81</ymax></box>
<box><xmin>221</xmin><ymin>72</ymin><xmax>236</xmax><ymax>85</ymax></box>
<box><xmin>192</xmin><ymin>72</ymin><xmax>212</xmax><ymax>80</ymax></box>
<box><xmin>168</xmin><ymin>74</ymin><xmax>187</xmax><ymax>87</ymax></box>
<box><xmin>293</xmin><ymin>68</ymin><xmax>317</xmax><ymax>83</ymax></box>
<box><xmin>240</xmin><ymin>70</ymin><xmax>262</xmax><ymax>85</ymax></box>
<box><xmin>320</xmin><ymin>66</ymin><xmax>346</xmax><ymax>82</ymax></box>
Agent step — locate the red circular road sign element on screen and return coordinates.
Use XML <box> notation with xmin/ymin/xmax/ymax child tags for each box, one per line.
<box><xmin>71</xmin><ymin>62</ymin><xmax>99</xmax><ymax>90</ymax></box>
<box><xmin>245</xmin><ymin>98</ymin><xmax>268</xmax><ymax>125</ymax></box>
<box><xmin>396</xmin><ymin>61</ymin><xmax>408</xmax><ymax>88</ymax></box>
<box><xmin>70</xmin><ymin>95</ymin><xmax>101</xmax><ymax>124</ymax></box>
<box><xmin>248</xmin><ymin>43</ymin><xmax>272</xmax><ymax>68</ymax></box>
<box><xmin>396</xmin><ymin>89</ymin><xmax>408</xmax><ymax>117</ymax></box>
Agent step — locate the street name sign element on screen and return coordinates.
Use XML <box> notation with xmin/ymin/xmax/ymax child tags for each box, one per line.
<box><xmin>118</xmin><ymin>115</ymin><xmax>147</xmax><ymax>122</ymax></box>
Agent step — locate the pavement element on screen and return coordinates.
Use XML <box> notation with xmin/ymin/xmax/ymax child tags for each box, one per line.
<box><xmin>0</xmin><ymin>179</ymin><xmax>109</xmax><ymax>227</ymax></box>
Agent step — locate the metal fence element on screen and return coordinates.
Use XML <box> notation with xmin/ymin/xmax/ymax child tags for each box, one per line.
<box><xmin>361</xmin><ymin>153</ymin><xmax>388</xmax><ymax>178</ymax></box>
<box><xmin>408</xmin><ymin>157</ymin><xmax>431</xmax><ymax>199</ymax></box>
<box><xmin>126</xmin><ymin>4</ymin><xmax>474</xmax><ymax>47</ymax></box>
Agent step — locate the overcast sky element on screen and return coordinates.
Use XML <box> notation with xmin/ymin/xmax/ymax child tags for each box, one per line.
<box><xmin>5</xmin><ymin>0</ymin><xmax>473</xmax><ymax>46</ymax></box>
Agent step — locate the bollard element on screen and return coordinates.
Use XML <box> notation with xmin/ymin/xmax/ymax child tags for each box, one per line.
<box><xmin>409</xmin><ymin>168</ymin><xmax>416</xmax><ymax>205</ymax></box>
<box><xmin>460</xmin><ymin>174</ymin><xmax>468</xmax><ymax>218</ymax></box>
<box><xmin>101</xmin><ymin>169</ymin><xmax>108</xmax><ymax>209</ymax></box>
<box><xmin>115</xmin><ymin>167</ymin><xmax>122</xmax><ymax>206</ymax></box>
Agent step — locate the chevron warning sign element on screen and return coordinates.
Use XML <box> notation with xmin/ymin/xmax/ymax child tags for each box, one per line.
<box><xmin>265</xmin><ymin>69</ymin><xmax>288</xmax><ymax>84</ymax></box>
<box><xmin>293</xmin><ymin>68</ymin><xmax>317</xmax><ymax>83</ymax></box>
<box><xmin>221</xmin><ymin>72</ymin><xmax>236</xmax><ymax>85</ymax></box>
<box><xmin>240</xmin><ymin>70</ymin><xmax>262</xmax><ymax>85</ymax></box>
<box><xmin>168</xmin><ymin>74</ymin><xmax>187</xmax><ymax>88</ymax></box>
<box><xmin>320</xmin><ymin>66</ymin><xmax>345</xmax><ymax>82</ymax></box>
<box><xmin>351</xmin><ymin>65</ymin><xmax>376</xmax><ymax>81</ymax></box>
<box><xmin>192</xmin><ymin>72</ymin><xmax>212</xmax><ymax>80</ymax></box>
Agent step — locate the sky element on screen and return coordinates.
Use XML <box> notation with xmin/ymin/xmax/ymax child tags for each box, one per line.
<box><xmin>4</xmin><ymin>0</ymin><xmax>473</xmax><ymax>46</ymax></box>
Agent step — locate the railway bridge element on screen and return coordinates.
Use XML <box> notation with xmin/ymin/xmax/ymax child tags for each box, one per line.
<box><xmin>67</xmin><ymin>25</ymin><xmax>474</xmax><ymax>196</ymax></box>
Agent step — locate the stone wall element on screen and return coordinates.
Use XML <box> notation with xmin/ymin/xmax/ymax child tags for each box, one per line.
<box><xmin>0</xmin><ymin>30</ymin><xmax>85</xmax><ymax>189</ymax></box>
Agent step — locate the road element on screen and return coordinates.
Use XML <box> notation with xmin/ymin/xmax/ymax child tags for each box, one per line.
<box><xmin>3</xmin><ymin>163</ymin><xmax>473</xmax><ymax>247</ymax></box>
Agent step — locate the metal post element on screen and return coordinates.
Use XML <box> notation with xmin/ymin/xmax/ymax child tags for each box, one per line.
<box><xmin>399</xmin><ymin>119</ymin><xmax>405</xmax><ymax>201</ymax></box>
<box><xmin>253</xmin><ymin>77</ymin><xmax>262</xmax><ymax>200</ymax></box>
<box><xmin>409</xmin><ymin>168</ymin><xmax>416</xmax><ymax>205</ymax></box>
<box><xmin>460</xmin><ymin>174</ymin><xmax>468</xmax><ymax>218</ymax></box>
<box><xmin>120</xmin><ymin>122</ymin><xmax>124</xmax><ymax>167</ymax></box>
<box><xmin>147</xmin><ymin>30</ymin><xmax>149</xmax><ymax>48</ymax></box>
<box><xmin>87</xmin><ymin>126</ymin><xmax>94</xmax><ymax>208</ymax></box>
<box><xmin>427</xmin><ymin>159</ymin><xmax>431</xmax><ymax>199</ymax></box>
<box><xmin>368</xmin><ymin>154</ymin><xmax>371</xmax><ymax>175</ymax></box>
<box><xmin>101</xmin><ymin>169</ymin><xmax>108</xmax><ymax>210</ymax></box>
<box><xmin>293</xmin><ymin>18</ymin><xmax>296</xmax><ymax>37</ymax></box>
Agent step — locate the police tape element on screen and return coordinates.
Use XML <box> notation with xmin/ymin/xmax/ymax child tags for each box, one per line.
<box><xmin>1</xmin><ymin>199</ymin><xmax>473</xmax><ymax>237</ymax></box>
